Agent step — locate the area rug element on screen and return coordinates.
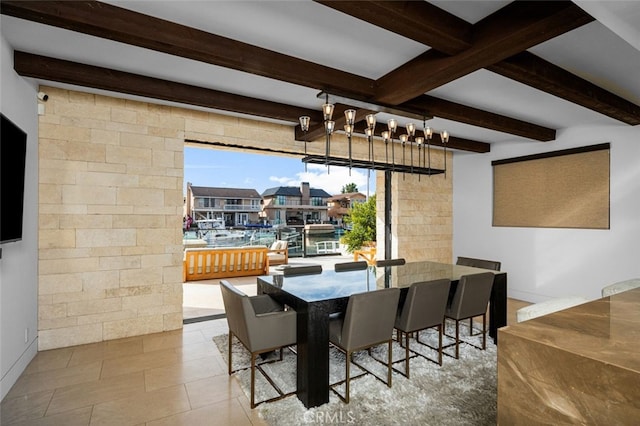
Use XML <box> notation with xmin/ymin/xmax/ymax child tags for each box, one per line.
<box><xmin>213</xmin><ymin>322</ymin><xmax>496</xmax><ymax>425</ymax></box>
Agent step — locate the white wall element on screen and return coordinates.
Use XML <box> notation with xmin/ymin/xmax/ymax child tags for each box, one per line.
<box><xmin>453</xmin><ymin>125</ymin><xmax>640</xmax><ymax>303</ymax></box>
<box><xmin>0</xmin><ymin>35</ymin><xmax>39</xmax><ymax>400</ymax></box>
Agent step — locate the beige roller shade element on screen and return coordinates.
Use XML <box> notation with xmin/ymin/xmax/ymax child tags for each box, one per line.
<box><xmin>492</xmin><ymin>144</ymin><xmax>610</xmax><ymax>229</ymax></box>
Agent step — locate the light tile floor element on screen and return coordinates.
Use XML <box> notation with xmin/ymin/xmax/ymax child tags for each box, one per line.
<box><xmin>1</xmin><ymin>255</ymin><xmax>530</xmax><ymax>425</ymax></box>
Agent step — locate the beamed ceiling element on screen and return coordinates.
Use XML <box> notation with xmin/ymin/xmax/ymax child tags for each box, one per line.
<box><xmin>1</xmin><ymin>1</ymin><xmax>639</xmax><ymax>154</ymax></box>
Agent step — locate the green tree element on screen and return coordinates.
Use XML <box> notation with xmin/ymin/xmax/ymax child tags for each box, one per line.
<box><xmin>341</xmin><ymin>194</ymin><xmax>376</xmax><ymax>253</ymax></box>
<box><xmin>341</xmin><ymin>183</ymin><xmax>358</xmax><ymax>193</ymax></box>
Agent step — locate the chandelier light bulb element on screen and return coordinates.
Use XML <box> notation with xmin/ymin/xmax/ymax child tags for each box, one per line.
<box><xmin>424</xmin><ymin>126</ymin><xmax>432</xmax><ymax>139</ymax></box>
<box><xmin>440</xmin><ymin>130</ymin><xmax>449</xmax><ymax>143</ymax></box>
<box><xmin>365</xmin><ymin>127</ymin><xmax>374</xmax><ymax>137</ymax></box>
<box><xmin>366</xmin><ymin>114</ymin><xmax>377</xmax><ymax>129</ymax></box>
<box><xmin>344</xmin><ymin>124</ymin><xmax>353</xmax><ymax>137</ymax></box>
<box><xmin>399</xmin><ymin>134</ymin><xmax>408</xmax><ymax>143</ymax></box>
<box><xmin>344</xmin><ymin>109</ymin><xmax>356</xmax><ymax>125</ymax></box>
<box><xmin>387</xmin><ymin>119</ymin><xmax>397</xmax><ymax>133</ymax></box>
<box><xmin>406</xmin><ymin>122</ymin><xmax>416</xmax><ymax>137</ymax></box>
<box><xmin>299</xmin><ymin>115</ymin><xmax>310</xmax><ymax>132</ymax></box>
<box><xmin>322</xmin><ymin>103</ymin><xmax>335</xmax><ymax>121</ymax></box>
<box><xmin>415</xmin><ymin>136</ymin><xmax>424</xmax><ymax>145</ymax></box>
<box><xmin>381</xmin><ymin>130</ymin><xmax>390</xmax><ymax>141</ymax></box>
<box><xmin>325</xmin><ymin>120</ymin><xmax>335</xmax><ymax>134</ymax></box>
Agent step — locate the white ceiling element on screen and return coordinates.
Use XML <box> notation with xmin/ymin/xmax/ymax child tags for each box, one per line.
<box><xmin>2</xmin><ymin>0</ymin><xmax>639</xmax><ymax>148</ymax></box>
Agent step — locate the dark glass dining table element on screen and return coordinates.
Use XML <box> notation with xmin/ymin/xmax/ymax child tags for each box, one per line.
<box><xmin>257</xmin><ymin>260</ymin><xmax>507</xmax><ymax>408</ymax></box>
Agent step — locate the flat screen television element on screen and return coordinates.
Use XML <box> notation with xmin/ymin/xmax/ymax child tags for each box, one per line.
<box><xmin>1</xmin><ymin>113</ymin><xmax>27</xmax><ymax>244</ymax></box>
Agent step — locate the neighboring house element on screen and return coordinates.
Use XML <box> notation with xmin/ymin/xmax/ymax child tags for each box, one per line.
<box><xmin>261</xmin><ymin>182</ymin><xmax>331</xmax><ymax>225</ymax></box>
<box><xmin>186</xmin><ymin>183</ymin><xmax>262</xmax><ymax>227</ymax></box>
<box><xmin>327</xmin><ymin>192</ymin><xmax>367</xmax><ymax>227</ymax></box>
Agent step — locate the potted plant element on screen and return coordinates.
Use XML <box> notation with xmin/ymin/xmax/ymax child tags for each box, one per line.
<box><xmin>341</xmin><ymin>194</ymin><xmax>376</xmax><ymax>254</ymax></box>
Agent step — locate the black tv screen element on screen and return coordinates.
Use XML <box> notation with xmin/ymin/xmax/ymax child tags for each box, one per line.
<box><xmin>1</xmin><ymin>113</ymin><xmax>27</xmax><ymax>244</ymax></box>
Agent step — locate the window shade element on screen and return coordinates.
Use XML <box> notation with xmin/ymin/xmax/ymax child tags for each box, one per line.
<box><xmin>492</xmin><ymin>144</ymin><xmax>610</xmax><ymax>229</ymax></box>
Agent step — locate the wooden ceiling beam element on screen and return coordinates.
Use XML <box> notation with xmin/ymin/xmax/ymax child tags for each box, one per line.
<box><xmin>295</xmin><ymin>91</ymin><xmax>555</xmax><ymax>142</ymax></box>
<box><xmin>13</xmin><ymin>52</ymin><xmax>321</xmax><ymax>123</ymax></box>
<box><xmin>1</xmin><ymin>0</ymin><xmax>558</xmax><ymax>143</ymax></box>
<box><xmin>320</xmin><ymin>1</ymin><xmax>639</xmax><ymax>126</ymax></box>
<box><xmin>488</xmin><ymin>52</ymin><xmax>640</xmax><ymax>125</ymax></box>
<box><xmin>1</xmin><ymin>0</ymin><xmax>375</xmax><ymax>99</ymax></box>
<box><xmin>15</xmin><ymin>51</ymin><xmax>491</xmax><ymax>153</ymax></box>
<box><xmin>401</xmin><ymin>95</ymin><xmax>556</xmax><ymax>141</ymax></box>
<box><xmin>313</xmin><ymin>0</ymin><xmax>472</xmax><ymax>55</ymax></box>
<box><xmin>374</xmin><ymin>1</ymin><xmax>594</xmax><ymax>105</ymax></box>
<box><xmin>350</xmin><ymin>122</ymin><xmax>490</xmax><ymax>153</ymax></box>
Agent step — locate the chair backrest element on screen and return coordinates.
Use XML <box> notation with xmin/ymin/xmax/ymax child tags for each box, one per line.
<box><xmin>376</xmin><ymin>258</ymin><xmax>406</xmax><ymax>267</ymax></box>
<box><xmin>447</xmin><ymin>272</ymin><xmax>495</xmax><ymax>320</ymax></box>
<box><xmin>282</xmin><ymin>264</ymin><xmax>323</xmax><ymax>276</ymax></box>
<box><xmin>270</xmin><ymin>240</ymin><xmax>288</xmax><ymax>251</ymax></box>
<box><xmin>601</xmin><ymin>278</ymin><xmax>640</xmax><ymax>297</ymax></box>
<box><xmin>456</xmin><ymin>256</ymin><xmax>501</xmax><ymax>271</ymax></box>
<box><xmin>339</xmin><ymin>288</ymin><xmax>400</xmax><ymax>350</ymax></box>
<box><xmin>396</xmin><ymin>279</ymin><xmax>451</xmax><ymax>332</ymax></box>
<box><xmin>219</xmin><ymin>279</ymin><xmax>254</xmax><ymax>346</ymax></box>
<box><xmin>334</xmin><ymin>261</ymin><xmax>369</xmax><ymax>272</ymax></box>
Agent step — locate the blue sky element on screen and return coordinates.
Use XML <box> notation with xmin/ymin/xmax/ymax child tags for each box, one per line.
<box><xmin>184</xmin><ymin>146</ymin><xmax>376</xmax><ymax>197</ymax></box>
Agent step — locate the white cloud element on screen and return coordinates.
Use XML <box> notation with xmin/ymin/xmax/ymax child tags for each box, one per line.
<box><xmin>268</xmin><ymin>176</ymin><xmax>293</xmax><ymax>185</ymax></box>
<box><xmin>269</xmin><ymin>164</ymin><xmax>374</xmax><ymax>196</ymax></box>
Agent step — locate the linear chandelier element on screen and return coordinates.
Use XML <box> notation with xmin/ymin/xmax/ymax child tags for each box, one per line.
<box><xmin>298</xmin><ymin>99</ymin><xmax>450</xmax><ymax>177</ymax></box>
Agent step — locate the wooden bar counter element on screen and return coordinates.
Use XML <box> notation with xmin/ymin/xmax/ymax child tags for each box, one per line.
<box><xmin>498</xmin><ymin>287</ymin><xmax>640</xmax><ymax>424</ymax></box>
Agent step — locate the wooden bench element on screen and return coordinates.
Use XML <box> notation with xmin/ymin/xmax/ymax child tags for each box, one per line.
<box><xmin>353</xmin><ymin>246</ymin><xmax>377</xmax><ymax>265</ymax></box>
<box><xmin>183</xmin><ymin>246</ymin><xmax>269</xmax><ymax>282</ymax></box>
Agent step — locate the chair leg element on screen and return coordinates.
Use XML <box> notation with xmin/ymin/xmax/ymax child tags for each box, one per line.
<box><xmin>345</xmin><ymin>351</ymin><xmax>351</xmax><ymax>404</ymax></box>
<box><xmin>404</xmin><ymin>331</ymin><xmax>410</xmax><ymax>378</ymax></box>
<box><xmin>228</xmin><ymin>333</ymin><xmax>233</xmax><ymax>375</ymax></box>
<box><xmin>455</xmin><ymin>320</ymin><xmax>460</xmax><ymax>359</ymax></box>
<box><xmin>250</xmin><ymin>353</ymin><xmax>256</xmax><ymax>409</ymax></box>
<box><xmin>482</xmin><ymin>313</ymin><xmax>487</xmax><ymax>350</ymax></box>
<box><xmin>387</xmin><ymin>339</ymin><xmax>393</xmax><ymax>388</ymax></box>
<box><xmin>438</xmin><ymin>324</ymin><xmax>443</xmax><ymax>366</ymax></box>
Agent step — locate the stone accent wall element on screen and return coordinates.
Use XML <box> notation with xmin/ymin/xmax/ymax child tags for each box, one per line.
<box><xmin>37</xmin><ymin>87</ymin><xmax>186</xmax><ymax>350</ymax></box>
<box><xmin>376</xmin><ymin>152</ymin><xmax>452</xmax><ymax>263</ymax></box>
<box><xmin>37</xmin><ymin>86</ymin><xmax>452</xmax><ymax>350</ymax></box>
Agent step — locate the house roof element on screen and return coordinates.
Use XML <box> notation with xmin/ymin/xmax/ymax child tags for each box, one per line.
<box><xmin>328</xmin><ymin>192</ymin><xmax>367</xmax><ymax>201</ymax></box>
<box><xmin>262</xmin><ymin>186</ymin><xmax>332</xmax><ymax>198</ymax></box>
<box><xmin>190</xmin><ymin>186</ymin><xmax>261</xmax><ymax>199</ymax></box>
<box><xmin>310</xmin><ymin>188</ymin><xmax>332</xmax><ymax>198</ymax></box>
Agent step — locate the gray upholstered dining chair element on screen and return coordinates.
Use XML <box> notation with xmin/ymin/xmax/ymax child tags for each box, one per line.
<box><xmin>219</xmin><ymin>280</ymin><xmax>297</xmax><ymax>408</ymax></box>
<box><xmin>444</xmin><ymin>272</ymin><xmax>495</xmax><ymax>359</ymax></box>
<box><xmin>456</xmin><ymin>256</ymin><xmax>501</xmax><ymax>271</ymax></box>
<box><xmin>282</xmin><ymin>264</ymin><xmax>323</xmax><ymax>276</ymax></box>
<box><xmin>334</xmin><ymin>260</ymin><xmax>368</xmax><ymax>272</ymax></box>
<box><xmin>394</xmin><ymin>279</ymin><xmax>451</xmax><ymax>376</ymax></box>
<box><xmin>376</xmin><ymin>258</ymin><xmax>406</xmax><ymax>267</ymax></box>
<box><xmin>329</xmin><ymin>288</ymin><xmax>400</xmax><ymax>403</ymax></box>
